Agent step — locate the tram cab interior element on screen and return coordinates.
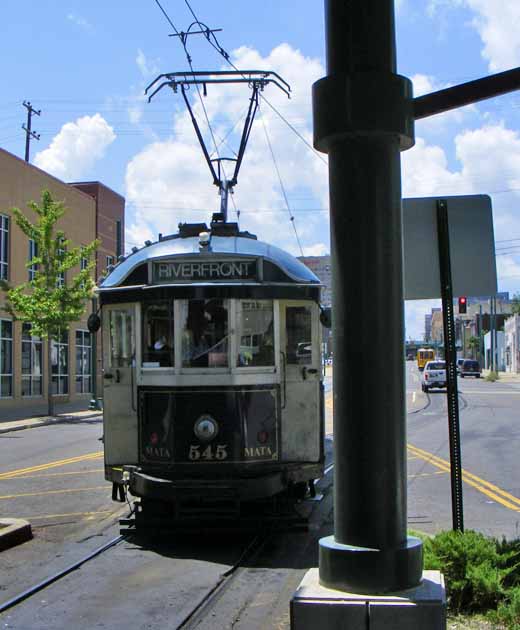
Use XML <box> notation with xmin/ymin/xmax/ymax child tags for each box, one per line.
<box><xmin>99</xmin><ymin>225</ymin><xmax>325</xmax><ymax>507</ymax></box>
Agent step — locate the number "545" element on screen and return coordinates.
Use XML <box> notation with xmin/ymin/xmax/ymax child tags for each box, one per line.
<box><xmin>188</xmin><ymin>444</ymin><xmax>228</xmax><ymax>461</ymax></box>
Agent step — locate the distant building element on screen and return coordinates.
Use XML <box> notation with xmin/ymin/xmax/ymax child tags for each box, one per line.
<box><xmin>298</xmin><ymin>255</ymin><xmax>332</xmax><ymax>306</ymax></box>
<box><xmin>0</xmin><ymin>148</ymin><xmax>124</xmax><ymax>417</ymax></box>
<box><xmin>505</xmin><ymin>314</ymin><xmax>520</xmax><ymax>373</ymax></box>
<box><xmin>424</xmin><ymin>307</ymin><xmax>441</xmax><ymax>342</ymax></box>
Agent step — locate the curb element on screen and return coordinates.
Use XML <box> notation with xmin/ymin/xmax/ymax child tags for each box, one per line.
<box><xmin>0</xmin><ymin>412</ymin><xmax>102</xmax><ymax>435</ymax></box>
<box><xmin>0</xmin><ymin>519</ymin><xmax>33</xmax><ymax>552</ymax></box>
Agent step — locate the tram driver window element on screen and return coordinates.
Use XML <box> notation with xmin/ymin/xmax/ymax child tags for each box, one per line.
<box><xmin>180</xmin><ymin>299</ymin><xmax>229</xmax><ymax>368</ymax></box>
<box><xmin>286</xmin><ymin>306</ymin><xmax>312</xmax><ymax>365</ymax></box>
<box><xmin>109</xmin><ymin>309</ymin><xmax>134</xmax><ymax>368</ymax></box>
<box><xmin>143</xmin><ymin>302</ymin><xmax>173</xmax><ymax>367</ymax></box>
<box><xmin>237</xmin><ymin>300</ymin><xmax>274</xmax><ymax>367</ymax></box>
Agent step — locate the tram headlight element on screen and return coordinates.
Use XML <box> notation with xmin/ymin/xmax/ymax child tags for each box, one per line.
<box><xmin>194</xmin><ymin>415</ymin><xmax>219</xmax><ymax>441</ymax></box>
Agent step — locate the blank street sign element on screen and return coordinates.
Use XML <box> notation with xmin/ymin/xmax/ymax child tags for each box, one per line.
<box><xmin>403</xmin><ymin>194</ymin><xmax>497</xmax><ymax>300</ymax></box>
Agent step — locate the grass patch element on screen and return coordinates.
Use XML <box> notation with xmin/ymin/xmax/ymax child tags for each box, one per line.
<box><xmin>485</xmin><ymin>371</ymin><xmax>500</xmax><ymax>382</ymax></box>
<box><xmin>418</xmin><ymin>530</ymin><xmax>520</xmax><ymax>628</ymax></box>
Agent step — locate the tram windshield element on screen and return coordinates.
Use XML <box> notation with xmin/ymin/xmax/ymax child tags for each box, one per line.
<box><xmin>237</xmin><ymin>300</ymin><xmax>274</xmax><ymax>367</ymax></box>
<box><xmin>143</xmin><ymin>301</ymin><xmax>173</xmax><ymax>367</ymax></box>
<box><xmin>180</xmin><ymin>298</ymin><xmax>229</xmax><ymax>368</ymax></box>
<box><xmin>136</xmin><ymin>298</ymin><xmax>284</xmax><ymax>370</ymax></box>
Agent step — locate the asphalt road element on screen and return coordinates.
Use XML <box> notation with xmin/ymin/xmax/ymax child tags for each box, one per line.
<box><xmin>1</xmin><ymin>368</ymin><xmax>519</xmax><ymax>627</ymax></box>
<box><xmin>406</xmin><ymin>361</ymin><xmax>520</xmax><ymax>539</ymax></box>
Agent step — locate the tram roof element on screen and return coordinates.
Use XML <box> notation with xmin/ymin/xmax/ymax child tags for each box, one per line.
<box><xmin>99</xmin><ymin>234</ymin><xmax>321</xmax><ymax>289</ymax></box>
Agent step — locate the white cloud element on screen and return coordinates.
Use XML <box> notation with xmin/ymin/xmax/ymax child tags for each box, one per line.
<box><xmin>465</xmin><ymin>0</ymin><xmax>520</xmax><ymax>71</ymax></box>
<box><xmin>136</xmin><ymin>49</ymin><xmax>159</xmax><ymax>79</ymax></box>
<box><xmin>67</xmin><ymin>13</ymin><xmax>91</xmax><ymax>30</ymax></box>
<box><xmin>34</xmin><ymin>114</ymin><xmax>116</xmax><ymax>181</ymax></box>
<box><xmin>124</xmin><ymin>43</ymin><xmax>328</xmax><ymax>254</ymax></box>
<box><xmin>428</xmin><ymin>0</ymin><xmax>520</xmax><ymax>71</ymax></box>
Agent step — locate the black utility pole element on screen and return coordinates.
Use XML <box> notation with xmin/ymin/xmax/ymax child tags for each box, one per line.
<box><xmin>313</xmin><ymin>0</ymin><xmax>520</xmax><ymax>595</ymax></box>
<box><xmin>22</xmin><ymin>101</ymin><xmax>41</xmax><ymax>163</ymax></box>
<box><xmin>314</xmin><ymin>0</ymin><xmax>422</xmax><ymax>594</ymax></box>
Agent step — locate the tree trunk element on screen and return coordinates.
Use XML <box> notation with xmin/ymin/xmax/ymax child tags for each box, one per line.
<box><xmin>47</xmin><ymin>337</ymin><xmax>54</xmax><ymax>416</ymax></box>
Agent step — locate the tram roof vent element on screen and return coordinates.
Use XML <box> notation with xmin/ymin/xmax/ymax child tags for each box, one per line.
<box><xmin>178</xmin><ymin>222</ymin><xmax>209</xmax><ymax>238</ymax></box>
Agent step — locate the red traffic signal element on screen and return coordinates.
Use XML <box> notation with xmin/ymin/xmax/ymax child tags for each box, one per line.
<box><xmin>458</xmin><ymin>296</ymin><xmax>467</xmax><ymax>314</ymax></box>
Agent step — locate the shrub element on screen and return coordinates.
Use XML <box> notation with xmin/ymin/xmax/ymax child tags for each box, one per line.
<box><xmin>422</xmin><ymin>530</ymin><xmax>518</xmax><ymax>615</ymax></box>
<box><xmin>485</xmin><ymin>371</ymin><xmax>500</xmax><ymax>382</ymax></box>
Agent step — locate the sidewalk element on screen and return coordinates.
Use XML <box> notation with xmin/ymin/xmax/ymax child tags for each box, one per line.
<box><xmin>0</xmin><ymin>401</ymin><xmax>102</xmax><ymax>435</ymax></box>
<box><xmin>481</xmin><ymin>369</ymin><xmax>520</xmax><ymax>383</ymax></box>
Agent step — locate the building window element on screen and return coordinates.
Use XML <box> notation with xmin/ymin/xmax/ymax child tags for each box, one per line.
<box><xmin>0</xmin><ymin>214</ymin><xmax>9</xmax><ymax>281</ymax></box>
<box><xmin>22</xmin><ymin>323</ymin><xmax>43</xmax><ymax>397</ymax></box>
<box><xmin>0</xmin><ymin>319</ymin><xmax>13</xmax><ymax>398</ymax></box>
<box><xmin>51</xmin><ymin>329</ymin><xmax>69</xmax><ymax>395</ymax></box>
<box><xmin>75</xmin><ymin>330</ymin><xmax>92</xmax><ymax>394</ymax></box>
<box><xmin>28</xmin><ymin>238</ymin><xmax>39</xmax><ymax>281</ymax></box>
<box><xmin>56</xmin><ymin>242</ymin><xmax>66</xmax><ymax>288</ymax></box>
<box><xmin>106</xmin><ymin>255</ymin><xmax>115</xmax><ymax>270</ymax></box>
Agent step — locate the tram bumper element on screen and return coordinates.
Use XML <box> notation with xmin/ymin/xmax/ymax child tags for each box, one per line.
<box><xmin>124</xmin><ymin>467</ymin><xmax>286</xmax><ymax>502</ymax></box>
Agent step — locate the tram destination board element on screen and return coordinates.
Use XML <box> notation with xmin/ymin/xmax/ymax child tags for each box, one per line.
<box><xmin>153</xmin><ymin>258</ymin><xmax>260</xmax><ymax>284</ymax></box>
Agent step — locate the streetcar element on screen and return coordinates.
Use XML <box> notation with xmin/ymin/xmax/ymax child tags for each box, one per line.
<box><xmin>94</xmin><ymin>219</ymin><xmax>327</xmax><ymax>525</ymax></box>
<box><xmin>416</xmin><ymin>347</ymin><xmax>435</xmax><ymax>371</ymax></box>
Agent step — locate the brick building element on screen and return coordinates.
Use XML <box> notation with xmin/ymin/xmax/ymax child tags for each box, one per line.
<box><xmin>0</xmin><ymin>148</ymin><xmax>124</xmax><ymax>417</ymax></box>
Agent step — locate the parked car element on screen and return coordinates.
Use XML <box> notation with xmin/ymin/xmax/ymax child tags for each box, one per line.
<box><xmin>460</xmin><ymin>359</ymin><xmax>481</xmax><ymax>378</ymax></box>
<box><xmin>421</xmin><ymin>360</ymin><xmax>447</xmax><ymax>392</ymax></box>
<box><xmin>456</xmin><ymin>358</ymin><xmax>465</xmax><ymax>374</ymax></box>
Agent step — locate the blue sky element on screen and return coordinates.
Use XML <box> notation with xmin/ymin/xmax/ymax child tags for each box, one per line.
<box><xmin>1</xmin><ymin>1</ymin><xmax>520</xmax><ymax>338</ymax></box>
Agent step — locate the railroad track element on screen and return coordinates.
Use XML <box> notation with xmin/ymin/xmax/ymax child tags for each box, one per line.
<box><xmin>0</xmin><ymin>529</ymin><xmax>268</xmax><ymax>626</ymax></box>
<box><xmin>0</xmin><ymin>534</ymin><xmax>125</xmax><ymax>615</ymax></box>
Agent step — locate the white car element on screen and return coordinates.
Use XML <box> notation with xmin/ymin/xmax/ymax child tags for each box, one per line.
<box><xmin>421</xmin><ymin>360</ymin><xmax>447</xmax><ymax>392</ymax></box>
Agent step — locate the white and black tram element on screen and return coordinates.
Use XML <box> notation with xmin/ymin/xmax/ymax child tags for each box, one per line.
<box><xmin>96</xmin><ymin>220</ymin><xmax>326</xmax><ymax>523</ymax></box>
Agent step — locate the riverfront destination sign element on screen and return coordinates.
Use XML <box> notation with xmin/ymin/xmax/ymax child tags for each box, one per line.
<box><xmin>153</xmin><ymin>258</ymin><xmax>259</xmax><ymax>283</ymax></box>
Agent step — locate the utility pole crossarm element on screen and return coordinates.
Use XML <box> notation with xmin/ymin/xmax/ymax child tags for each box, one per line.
<box><xmin>414</xmin><ymin>66</ymin><xmax>520</xmax><ymax>120</ymax></box>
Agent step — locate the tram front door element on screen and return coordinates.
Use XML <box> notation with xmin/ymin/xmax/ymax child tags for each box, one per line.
<box><xmin>102</xmin><ymin>304</ymin><xmax>138</xmax><ymax>465</ymax></box>
<box><xmin>280</xmin><ymin>301</ymin><xmax>321</xmax><ymax>462</ymax></box>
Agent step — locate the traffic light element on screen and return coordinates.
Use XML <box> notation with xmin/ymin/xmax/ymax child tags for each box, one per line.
<box><xmin>458</xmin><ymin>296</ymin><xmax>467</xmax><ymax>314</ymax></box>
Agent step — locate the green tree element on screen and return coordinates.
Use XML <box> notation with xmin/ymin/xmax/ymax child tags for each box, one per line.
<box><xmin>0</xmin><ymin>190</ymin><xmax>99</xmax><ymax>416</ymax></box>
<box><xmin>511</xmin><ymin>293</ymin><xmax>520</xmax><ymax>315</ymax></box>
<box><xmin>468</xmin><ymin>335</ymin><xmax>480</xmax><ymax>360</ymax></box>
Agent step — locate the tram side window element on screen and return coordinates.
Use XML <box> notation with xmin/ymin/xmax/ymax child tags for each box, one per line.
<box><xmin>109</xmin><ymin>310</ymin><xmax>134</xmax><ymax>368</ymax></box>
<box><xmin>142</xmin><ymin>302</ymin><xmax>173</xmax><ymax>367</ymax></box>
<box><xmin>180</xmin><ymin>299</ymin><xmax>229</xmax><ymax>368</ymax></box>
<box><xmin>237</xmin><ymin>300</ymin><xmax>274</xmax><ymax>367</ymax></box>
<box><xmin>286</xmin><ymin>306</ymin><xmax>312</xmax><ymax>365</ymax></box>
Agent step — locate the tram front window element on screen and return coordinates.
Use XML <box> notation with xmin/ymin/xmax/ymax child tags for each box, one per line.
<box><xmin>180</xmin><ymin>299</ymin><xmax>229</xmax><ymax>368</ymax></box>
<box><xmin>237</xmin><ymin>300</ymin><xmax>274</xmax><ymax>367</ymax></box>
<box><xmin>143</xmin><ymin>301</ymin><xmax>173</xmax><ymax>367</ymax></box>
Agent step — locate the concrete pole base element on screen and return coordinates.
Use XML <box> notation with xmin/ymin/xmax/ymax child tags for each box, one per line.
<box><xmin>319</xmin><ymin>535</ymin><xmax>423</xmax><ymax>594</ymax></box>
<box><xmin>291</xmin><ymin>568</ymin><xmax>446</xmax><ymax>630</ymax></box>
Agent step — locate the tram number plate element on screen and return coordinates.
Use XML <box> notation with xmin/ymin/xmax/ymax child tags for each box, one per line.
<box><xmin>188</xmin><ymin>444</ymin><xmax>228</xmax><ymax>461</ymax></box>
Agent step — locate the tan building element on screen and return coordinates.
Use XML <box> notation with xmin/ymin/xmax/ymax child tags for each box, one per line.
<box><xmin>0</xmin><ymin>148</ymin><xmax>124</xmax><ymax>417</ymax></box>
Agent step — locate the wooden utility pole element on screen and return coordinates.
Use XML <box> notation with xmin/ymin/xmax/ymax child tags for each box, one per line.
<box><xmin>22</xmin><ymin>101</ymin><xmax>41</xmax><ymax>162</ymax></box>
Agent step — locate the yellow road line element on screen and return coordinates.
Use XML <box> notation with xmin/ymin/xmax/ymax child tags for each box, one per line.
<box><xmin>409</xmin><ymin>471</ymin><xmax>447</xmax><ymax>479</ymax></box>
<box><xmin>6</xmin><ymin>469</ymin><xmax>105</xmax><ymax>480</ymax></box>
<box><xmin>0</xmin><ymin>486</ymin><xmax>108</xmax><ymax>500</ymax></box>
<box><xmin>20</xmin><ymin>510</ymin><xmax>113</xmax><ymax>521</ymax></box>
<box><xmin>408</xmin><ymin>444</ymin><xmax>520</xmax><ymax>512</ymax></box>
<box><xmin>0</xmin><ymin>451</ymin><xmax>103</xmax><ymax>480</ymax></box>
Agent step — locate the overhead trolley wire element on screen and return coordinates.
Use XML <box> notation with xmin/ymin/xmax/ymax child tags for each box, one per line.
<box><xmin>261</xmin><ymin>112</ymin><xmax>305</xmax><ymax>257</ymax></box>
<box><xmin>152</xmin><ymin>0</ymin><xmax>239</xmax><ymax>219</ymax></box>
<box><xmin>181</xmin><ymin>0</ymin><xmax>327</xmax><ymax>167</ymax></box>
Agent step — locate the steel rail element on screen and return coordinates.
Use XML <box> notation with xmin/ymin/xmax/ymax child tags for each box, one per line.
<box><xmin>175</xmin><ymin>533</ymin><xmax>268</xmax><ymax>629</ymax></box>
<box><xmin>0</xmin><ymin>534</ymin><xmax>125</xmax><ymax>614</ymax></box>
